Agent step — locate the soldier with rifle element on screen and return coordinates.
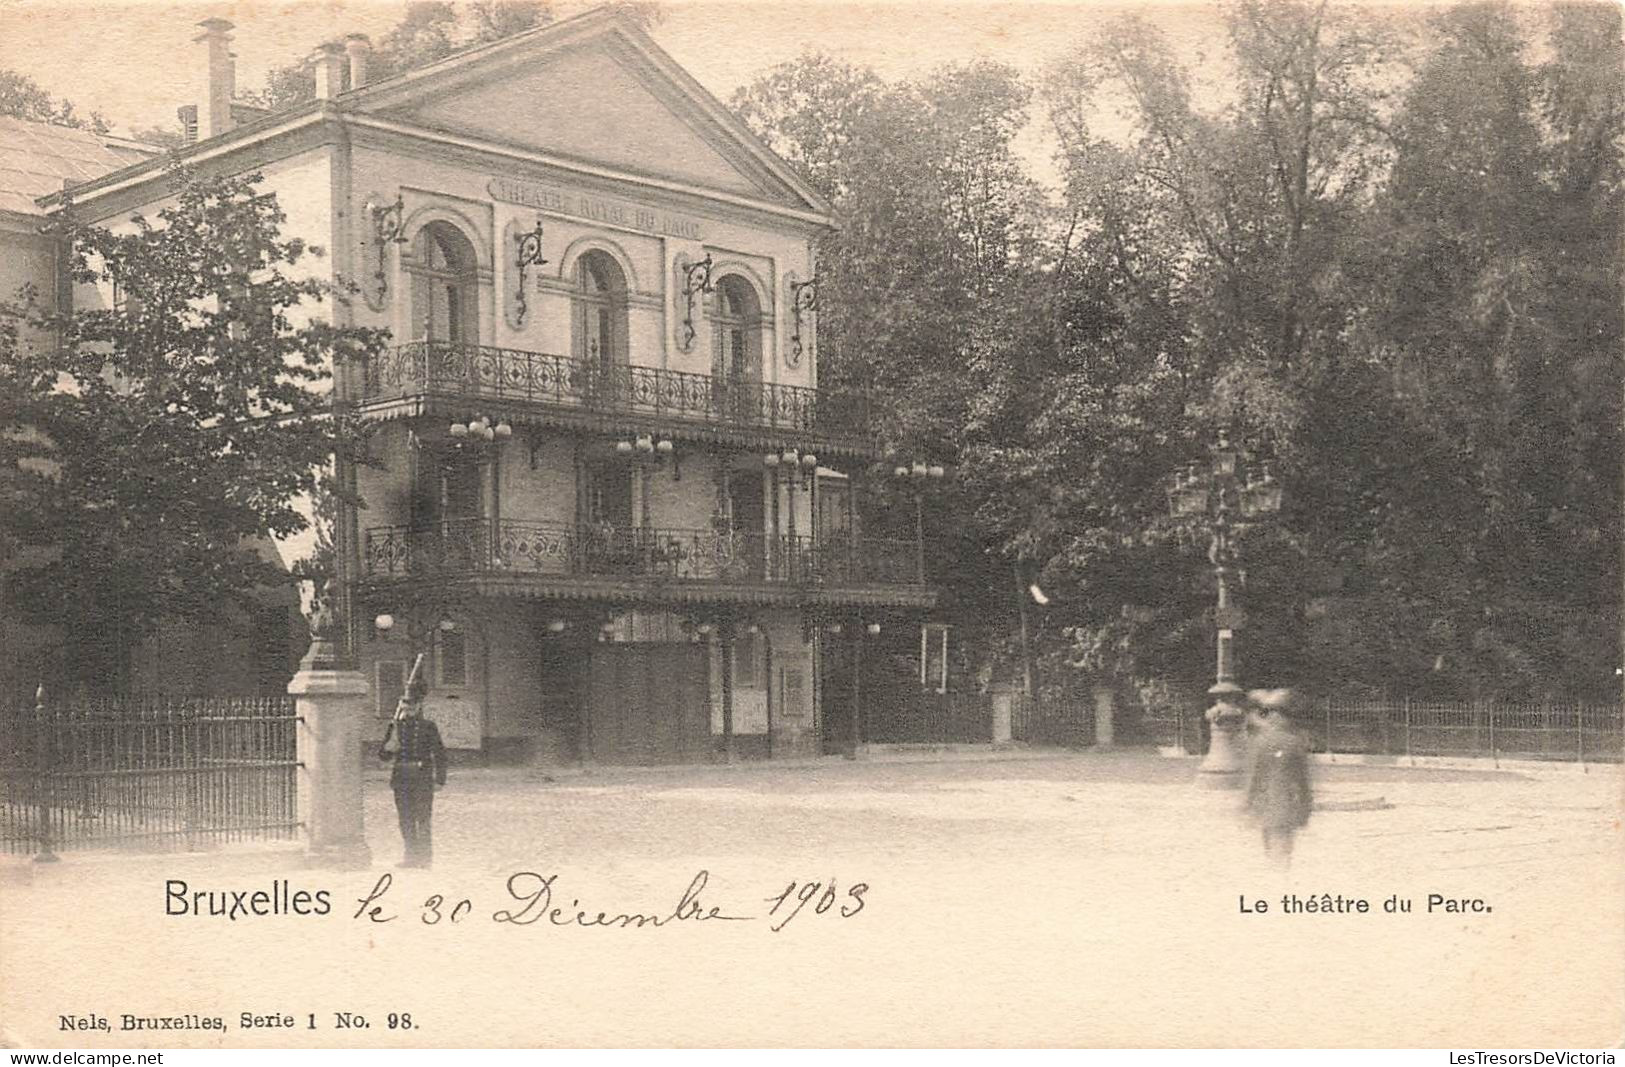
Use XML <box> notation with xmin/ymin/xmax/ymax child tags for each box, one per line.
<box><xmin>379</xmin><ymin>653</ymin><xmax>447</xmax><ymax>868</ymax></box>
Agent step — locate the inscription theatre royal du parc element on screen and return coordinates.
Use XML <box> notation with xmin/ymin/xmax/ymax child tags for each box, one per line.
<box><xmin>487</xmin><ymin>178</ymin><xmax>706</xmax><ymax>241</ymax></box>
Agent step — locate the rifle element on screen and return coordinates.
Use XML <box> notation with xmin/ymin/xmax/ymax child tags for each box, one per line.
<box><xmin>380</xmin><ymin>652</ymin><xmax>426</xmax><ymax>757</ymax></box>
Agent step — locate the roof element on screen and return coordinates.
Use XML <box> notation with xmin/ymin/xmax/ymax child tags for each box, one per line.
<box><xmin>336</xmin><ymin>7</ymin><xmax>832</xmax><ymax>218</ymax></box>
<box><xmin>37</xmin><ymin>6</ymin><xmax>832</xmax><ymax>225</ymax></box>
<box><xmin>0</xmin><ymin>115</ymin><xmax>157</xmax><ymax>217</ymax></box>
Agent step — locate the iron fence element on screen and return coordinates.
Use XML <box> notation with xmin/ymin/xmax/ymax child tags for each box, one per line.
<box><xmin>1010</xmin><ymin>692</ymin><xmax>1096</xmax><ymax>748</ymax></box>
<box><xmin>362</xmin><ymin>341</ymin><xmax>875</xmax><ymax>445</ymax></box>
<box><xmin>1144</xmin><ymin>697</ymin><xmax>1624</xmax><ymax>764</ymax></box>
<box><xmin>0</xmin><ymin>693</ymin><xmax>300</xmax><ymax>855</ymax></box>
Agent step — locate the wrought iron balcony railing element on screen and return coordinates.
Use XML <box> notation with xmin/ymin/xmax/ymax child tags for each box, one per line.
<box><xmin>363</xmin><ymin>519</ymin><xmax>923</xmax><ymax>588</ymax></box>
<box><xmin>361</xmin><ymin>341</ymin><xmax>874</xmax><ymax>443</ymax></box>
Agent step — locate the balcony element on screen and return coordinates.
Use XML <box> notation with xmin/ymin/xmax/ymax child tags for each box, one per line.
<box><xmin>362</xmin><ymin>519</ymin><xmax>929</xmax><ymax>606</ymax></box>
<box><xmin>359</xmin><ymin>341</ymin><xmax>876</xmax><ymax>453</ymax></box>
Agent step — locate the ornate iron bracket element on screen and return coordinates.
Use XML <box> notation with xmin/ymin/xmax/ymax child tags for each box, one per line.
<box><xmin>367</xmin><ymin>194</ymin><xmax>406</xmax><ymax>305</ymax></box>
<box><xmin>677</xmin><ymin>252</ymin><xmax>714</xmax><ymax>351</ymax></box>
<box><xmin>512</xmin><ymin>219</ymin><xmax>547</xmax><ymax>327</ymax></box>
<box><xmin>787</xmin><ymin>272</ymin><xmax>819</xmax><ymax>366</ymax></box>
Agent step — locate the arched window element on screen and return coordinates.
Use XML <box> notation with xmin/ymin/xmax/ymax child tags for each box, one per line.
<box><xmin>411</xmin><ymin>221</ymin><xmax>479</xmax><ymax>344</ymax></box>
<box><xmin>572</xmin><ymin>251</ymin><xmax>628</xmax><ymax>372</ymax></box>
<box><xmin>711</xmin><ymin>275</ymin><xmax>761</xmax><ymax>386</ymax></box>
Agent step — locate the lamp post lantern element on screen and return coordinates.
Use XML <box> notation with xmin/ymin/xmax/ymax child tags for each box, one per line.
<box><xmin>1168</xmin><ymin>429</ymin><xmax>1283</xmax><ymax>786</ymax></box>
<box><xmin>893</xmin><ymin>459</ymin><xmax>946</xmax><ymax>585</ymax></box>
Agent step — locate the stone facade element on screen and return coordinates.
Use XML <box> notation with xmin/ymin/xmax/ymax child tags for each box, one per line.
<box><xmin>15</xmin><ymin>8</ymin><xmax>934</xmax><ymax>760</ymax></box>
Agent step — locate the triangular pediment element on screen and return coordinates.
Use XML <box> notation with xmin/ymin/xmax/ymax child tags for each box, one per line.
<box><xmin>354</xmin><ymin>13</ymin><xmax>825</xmax><ymax>214</ymax></box>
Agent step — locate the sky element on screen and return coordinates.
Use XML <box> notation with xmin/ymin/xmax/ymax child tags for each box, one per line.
<box><xmin>0</xmin><ymin>0</ymin><xmax>1469</xmax><ymax>195</ymax></box>
<box><xmin>0</xmin><ymin>0</ymin><xmax>1254</xmax><ymax>189</ymax></box>
<box><xmin>0</xmin><ymin>1</ymin><xmax>1235</xmax><ymax>133</ymax></box>
<box><xmin>0</xmin><ymin>0</ymin><xmax>1478</xmax><ymax>191</ymax></box>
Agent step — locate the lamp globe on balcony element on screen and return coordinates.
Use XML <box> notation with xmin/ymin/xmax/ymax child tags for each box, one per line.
<box><xmin>911</xmin><ymin>461</ymin><xmax>928</xmax><ymax>480</ymax></box>
<box><xmin>781</xmin><ymin>447</ymin><xmax>799</xmax><ymax>466</ymax></box>
<box><xmin>866</xmin><ymin>622</ymin><xmax>881</xmax><ymax>635</ymax></box>
<box><xmin>764</xmin><ymin>452</ymin><xmax>780</xmax><ymax>468</ymax></box>
<box><xmin>927</xmin><ymin>465</ymin><xmax>945</xmax><ymax>480</ymax></box>
<box><xmin>616</xmin><ymin>440</ymin><xmax>634</xmax><ymax>455</ymax></box>
<box><xmin>656</xmin><ymin>438</ymin><xmax>674</xmax><ymax>456</ymax></box>
<box><xmin>801</xmin><ymin>453</ymin><xmax>818</xmax><ymax>471</ymax></box>
<box><xmin>547</xmin><ymin>619</ymin><xmax>567</xmax><ymax>634</ymax></box>
<box><xmin>494</xmin><ymin>419</ymin><xmax>512</xmax><ymax>439</ymax></box>
<box><xmin>374</xmin><ymin>613</ymin><xmax>394</xmax><ymax>634</ymax></box>
<box><xmin>449</xmin><ymin>421</ymin><xmax>469</xmax><ymax>438</ymax></box>
<box><xmin>637</xmin><ymin>435</ymin><xmax>654</xmax><ymax>454</ymax></box>
<box><xmin>893</xmin><ymin>465</ymin><xmax>909</xmax><ymax>478</ymax></box>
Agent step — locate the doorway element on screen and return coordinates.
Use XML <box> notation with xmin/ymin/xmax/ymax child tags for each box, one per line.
<box><xmin>585</xmin><ymin>644</ymin><xmax>710</xmax><ymax>764</ymax></box>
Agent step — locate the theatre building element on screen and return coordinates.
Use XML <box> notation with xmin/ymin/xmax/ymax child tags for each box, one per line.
<box><xmin>41</xmin><ymin>8</ymin><xmax>936</xmax><ymax>762</ymax></box>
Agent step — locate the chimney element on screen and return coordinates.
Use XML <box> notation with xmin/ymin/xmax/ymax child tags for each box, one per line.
<box><xmin>312</xmin><ymin>42</ymin><xmax>346</xmax><ymax>101</ymax></box>
<box><xmin>194</xmin><ymin>18</ymin><xmax>235</xmax><ymax>140</ymax></box>
<box><xmin>344</xmin><ymin>34</ymin><xmax>372</xmax><ymax>91</ymax></box>
<box><xmin>176</xmin><ymin>104</ymin><xmax>198</xmax><ymax>145</ymax></box>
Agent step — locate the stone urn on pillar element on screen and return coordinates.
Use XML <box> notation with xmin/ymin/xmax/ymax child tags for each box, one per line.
<box><xmin>288</xmin><ymin>580</ymin><xmax>373</xmax><ymax>868</ymax></box>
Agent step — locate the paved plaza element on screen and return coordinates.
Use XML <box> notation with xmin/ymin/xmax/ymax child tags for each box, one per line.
<box><xmin>3</xmin><ymin>751</ymin><xmax>1621</xmax><ymax>1047</ymax></box>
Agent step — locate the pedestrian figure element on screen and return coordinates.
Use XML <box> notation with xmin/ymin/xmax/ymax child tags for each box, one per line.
<box><xmin>380</xmin><ymin>670</ymin><xmax>447</xmax><ymax>868</ymax></box>
<box><xmin>1244</xmin><ymin>688</ymin><xmax>1312</xmax><ymax>867</ymax></box>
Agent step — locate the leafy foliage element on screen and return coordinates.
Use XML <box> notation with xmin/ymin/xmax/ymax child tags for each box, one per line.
<box><xmin>735</xmin><ymin>1</ymin><xmax>1621</xmax><ymax>702</ymax></box>
<box><xmin>735</xmin><ymin>55</ymin><xmax>1049</xmax><ymax>669</ymax></box>
<box><xmin>0</xmin><ymin>170</ymin><xmax>388</xmax><ymax>690</ymax></box>
<box><xmin>0</xmin><ymin>69</ymin><xmax>108</xmax><ymax>131</ymax></box>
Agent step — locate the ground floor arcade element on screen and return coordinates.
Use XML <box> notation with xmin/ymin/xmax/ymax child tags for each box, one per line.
<box><xmin>353</xmin><ymin>590</ymin><xmax>927</xmax><ymax>765</ymax></box>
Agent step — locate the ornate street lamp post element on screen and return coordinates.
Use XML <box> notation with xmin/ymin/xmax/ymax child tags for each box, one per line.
<box><xmin>1168</xmin><ymin>430</ymin><xmax>1283</xmax><ymax>785</ymax></box>
<box><xmin>892</xmin><ymin>459</ymin><xmax>946</xmax><ymax>583</ymax></box>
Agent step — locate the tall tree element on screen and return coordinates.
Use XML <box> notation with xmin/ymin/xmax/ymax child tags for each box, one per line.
<box><xmin>735</xmin><ymin>56</ymin><xmax>1046</xmax><ymax>675</ymax></box>
<box><xmin>0</xmin><ymin>170</ymin><xmax>387</xmax><ymax>691</ymax></box>
<box><xmin>1351</xmin><ymin>0</ymin><xmax>1623</xmax><ymax>696</ymax></box>
<box><xmin>1028</xmin><ymin>0</ymin><xmax>1620</xmax><ymax>701</ymax></box>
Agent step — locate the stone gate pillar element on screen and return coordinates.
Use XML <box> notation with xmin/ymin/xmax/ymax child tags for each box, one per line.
<box><xmin>989</xmin><ymin>681</ymin><xmax>1016</xmax><ymax>744</ymax></box>
<box><xmin>288</xmin><ymin>585</ymin><xmax>372</xmax><ymax>868</ymax></box>
<box><xmin>1093</xmin><ymin>685</ymin><xmax>1115</xmax><ymax>748</ymax></box>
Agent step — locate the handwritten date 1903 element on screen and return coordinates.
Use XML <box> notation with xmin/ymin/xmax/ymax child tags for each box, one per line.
<box><xmin>765</xmin><ymin>880</ymin><xmax>867</xmax><ymax>933</ymax></box>
<box><xmin>352</xmin><ymin>871</ymin><xmax>867</xmax><ymax>934</ymax></box>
